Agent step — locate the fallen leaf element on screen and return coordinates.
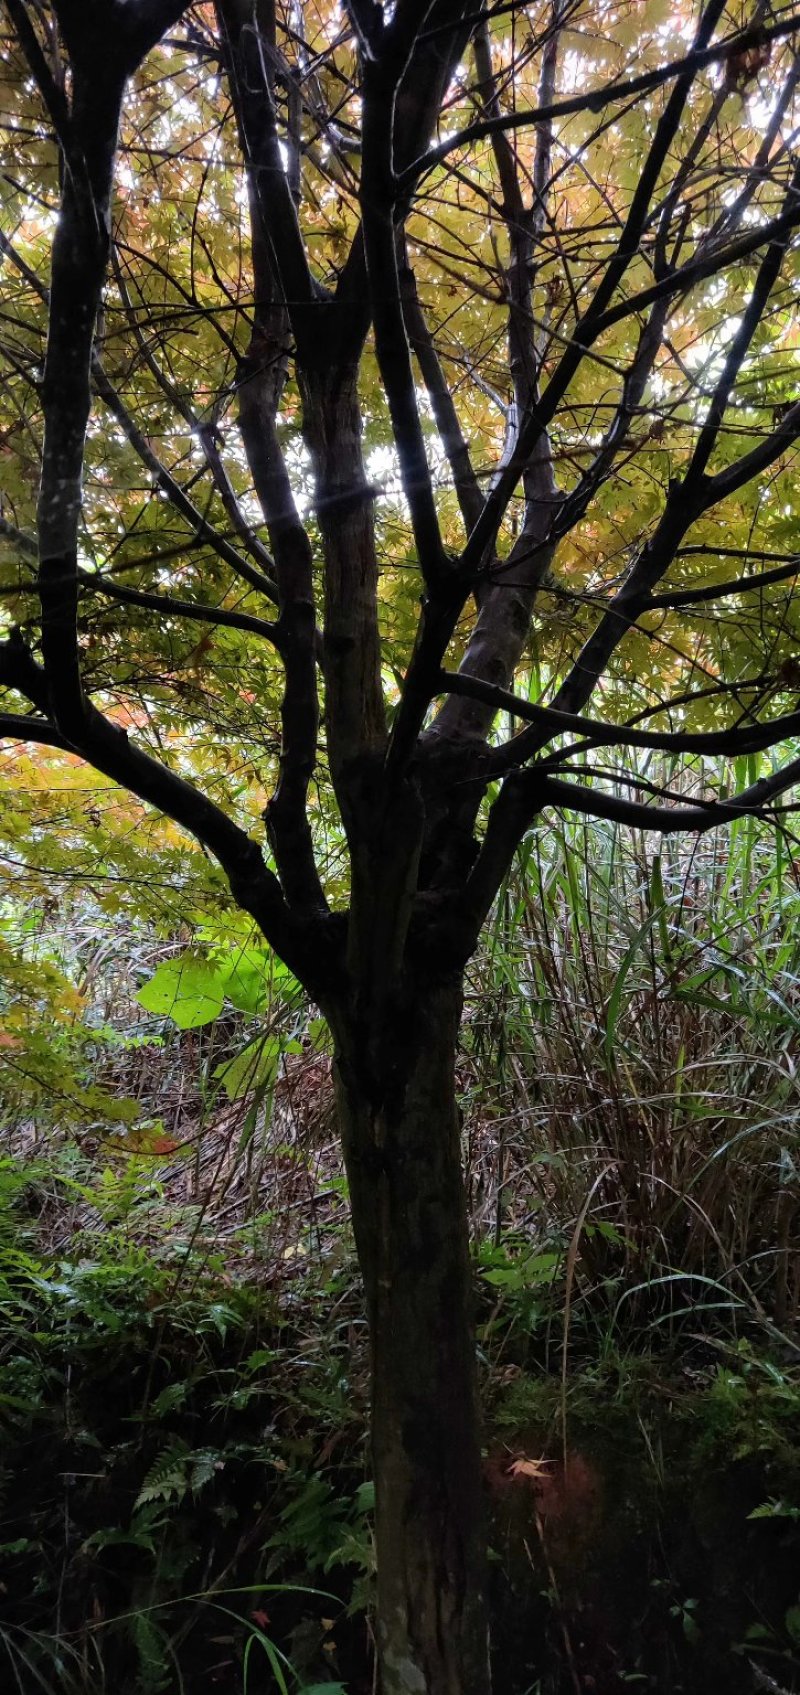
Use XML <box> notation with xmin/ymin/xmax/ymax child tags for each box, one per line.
<box><xmin>507</xmin><ymin>1456</ymin><xmax>550</xmax><ymax>1481</ymax></box>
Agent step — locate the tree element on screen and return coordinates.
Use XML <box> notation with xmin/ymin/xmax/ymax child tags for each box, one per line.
<box><xmin>3</xmin><ymin>0</ymin><xmax>800</xmax><ymax>1686</ymax></box>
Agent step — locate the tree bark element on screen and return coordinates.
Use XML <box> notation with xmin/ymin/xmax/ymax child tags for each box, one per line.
<box><xmin>331</xmin><ymin>980</ymin><xmax>491</xmax><ymax>1695</ymax></box>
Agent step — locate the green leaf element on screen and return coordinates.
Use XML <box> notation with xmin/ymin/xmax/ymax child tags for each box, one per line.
<box><xmin>212</xmin><ymin>948</ymin><xmax>272</xmax><ymax>1015</ymax></box>
<box><xmin>136</xmin><ymin>953</ymin><xmax>224</xmax><ymax>1029</ymax></box>
<box><xmin>482</xmin><ymin>1250</ymin><xmax>560</xmax><ymax>1290</ymax></box>
<box><xmin>298</xmin><ymin>1681</ymin><xmax>349</xmax><ymax>1695</ymax></box>
<box><xmin>604</xmin><ymin>910</ymin><xmax>660</xmax><ymax>1059</ymax></box>
<box><xmin>213</xmin><ymin>1033</ymin><xmax>281</xmax><ymax>1101</ymax></box>
<box><xmin>748</xmin><ymin>1497</ymin><xmax>800</xmax><ymax>1521</ymax></box>
<box><xmin>785</xmin><ymin>1604</ymin><xmax>800</xmax><ymax>1645</ymax></box>
<box><xmin>298</xmin><ymin>1685</ymin><xmax>349</xmax><ymax>1695</ymax></box>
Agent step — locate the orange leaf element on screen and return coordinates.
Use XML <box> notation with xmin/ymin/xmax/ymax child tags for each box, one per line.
<box><xmin>507</xmin><ymin>1456</ymin><xmax>550</xmax><ymax>1481</ymax></box>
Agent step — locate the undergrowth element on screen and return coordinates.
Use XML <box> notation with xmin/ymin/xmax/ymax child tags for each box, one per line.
<box><xmin>0</xmin><ymin>1174</ymin><xmax>372</xmax><ymax>1694</ymax></box>
<box><xmin>1</xmin><ymin>769</ymin><xmax>799</xmax><ymax>1690</ymax></box>
<box><xmin>0</xmin><ymin>1152</ymin><xmax>798</xmax><ymax>1693</ymax></box>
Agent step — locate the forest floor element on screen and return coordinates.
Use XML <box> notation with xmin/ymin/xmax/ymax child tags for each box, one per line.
<box><xmin>1</xmin><ymin>1054</ymin><xmax>799</xmax><ymax>1695</ymax></box>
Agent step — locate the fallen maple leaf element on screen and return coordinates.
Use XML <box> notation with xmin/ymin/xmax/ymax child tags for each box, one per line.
<box><xmin>507</xmin><ymin>1456</ymin><xmax>550</xmax><ymax>1481</ymax></box>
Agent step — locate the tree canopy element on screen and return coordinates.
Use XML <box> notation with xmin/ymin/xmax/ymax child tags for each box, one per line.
<box><xmin>2</xmin><ymin>0</ymin><xmax>800</xmax><ymax>965</ymax></box>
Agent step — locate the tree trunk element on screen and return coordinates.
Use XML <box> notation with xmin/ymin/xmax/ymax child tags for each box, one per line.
<box><xmin>331</xmin><ymin>980</ymin><xmax>491</xmax><ymax>1695</ymax></box>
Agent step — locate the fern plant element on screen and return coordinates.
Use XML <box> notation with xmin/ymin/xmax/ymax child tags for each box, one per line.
<box><xmin>135</xmin><ymin>1440</ymin><xmax>223</xmax><ymax>1510</ymax></box>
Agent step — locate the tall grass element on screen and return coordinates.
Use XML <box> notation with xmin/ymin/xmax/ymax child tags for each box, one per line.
<box><xmin>465</xmin><ymin>756</ymin><xmax>800</xmax><ymax>1336</ymax></box>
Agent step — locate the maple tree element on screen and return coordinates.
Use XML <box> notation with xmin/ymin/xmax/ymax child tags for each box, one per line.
<box><xmin>4</xmin><ymin>0</ymin><xmax>800</xmax><ymax>1688</ymax></box>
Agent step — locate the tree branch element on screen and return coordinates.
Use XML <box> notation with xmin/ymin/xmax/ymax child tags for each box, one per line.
<box><xmin>437</xmin><ymin>668</ymin><xmax>800</xmax><ymax>763</ymax></box>
<box><xmin>458</xmin><ymin>751</ymin><xmax>800</xmax><ymax>940</ymax></box>
<box><xmin>79</xmin><ymin>572</ymin><xmax>283</xmax><ymax>648</ymax></box>
<box><xmin>389</xmin><ymin>0</ymin><xmax>731</xmax><ymax>770</ymax></box>
<box><xmin>215</xmin><ymin>0</ymin><xmax>321</xmax><ymax>361</ymax></box>
<box><xmin>457</xmin><ymin>0</ymin><xmax>729</xmax><ymax>580</ymax></box>
<box><xmin>540</xmin><ymin>761</ymin><xmax>800</xmax><ymax>832</ymax></box>
<box><xmin>359</xmin><ymin>52</ymin><xmax>449</xmax><ymax>589</ymax></box>
<box><xmin>429</xmin><ymin>4</ymin><xmax>561</xmax><ymax>749</ymax></box>
<box><xmin>500</xmin><ymin>180</ymin><xmax>800</xmax><ymax>756</ymax></box>
<box><xmin>651</xmin><ymin>555</ymin><xmax>800</xmax><ymax>610</ymax></box>
<box><xmin>0</xmin><ymin>711</ymin><xmax>69</xmax><ymax>749</ymax></box>
<box><xmin>399</xmin><ymin>8</ymin><xmax>800</xmax><ymax>192</ymax></box>
<box><xmin>51</xmin><ymin>0</ymin><xmax>193</xmax><ymax>79</ymax></box>
<box><xmin>92</xmin><ymin>358</ymin><xmax>280</xmax><ymax>604</ymax></box>
<box><xmin>12</xmin><ymin>0</ymin><xmax>331</xmax><ymax>983</ymax></box>
<box><xmin>5</xmin><ymin>0</ymin><xmax>72</xmax><ymax>154</ymax></box>
<box><xmin>110</xmin><ymin>248</ymin><xmax>279</xmax><ymax>588</ymax></box>
<box><xmin>332</xmin><ymin>0</ymin><xmax>479</xmax><ymax>361</ymax></box>
<box><xmin>217</xmin><ymin>0</ymin><xmax>326</xmax><ymax>912</ymax></box>
<box><xmin>399</xmin><ymin>255</ymin><xmax>483</xmax><ymax>537</ymax></box>
<box><xmin>684</xmin><ymin>162</ymin><xmax>800</xmax><ymax>489</ymax></box>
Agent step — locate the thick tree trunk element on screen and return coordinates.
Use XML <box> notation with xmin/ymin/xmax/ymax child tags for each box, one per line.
<box><xmin>331</xmin><ymin>981</ymin><xmax>491</xmax><ymax>1695</ymax></box>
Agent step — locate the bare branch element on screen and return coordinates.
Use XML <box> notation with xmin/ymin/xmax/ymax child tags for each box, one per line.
<box><xmin>0</xmin><ymin>222</ymin><xmax>279</xmax><ymax>605</ymax></box>
<box><xmin>110</xmin><ymin>248</ymin><xmax>279</xmax><ymax>587</ymax></box>
<box><xmin>390</xmin><ymin>0</ymin><xmax>732</xmax><ymax>771</ymax></box>
<box><xmin>500</xmin><ymin>178</ymin><xmax>800</xmax><ymax>752</ymax></box>
<box><xmin>429</xmin><ymin>3</ymin><xmax>561</xmax><ymax>749</ymax></box>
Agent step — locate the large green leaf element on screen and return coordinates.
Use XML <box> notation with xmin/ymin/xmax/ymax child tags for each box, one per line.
<box><xmin>136</xmin><ymin>953</ymin><xmax>225</xmax><ymax>1029</ymax></box>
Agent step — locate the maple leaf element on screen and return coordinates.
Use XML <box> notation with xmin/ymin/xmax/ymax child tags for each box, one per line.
<box><xmin>506</xmin><ymin>1456</ymin><xmax>551</xmax><ymax>1482</ymax></box>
